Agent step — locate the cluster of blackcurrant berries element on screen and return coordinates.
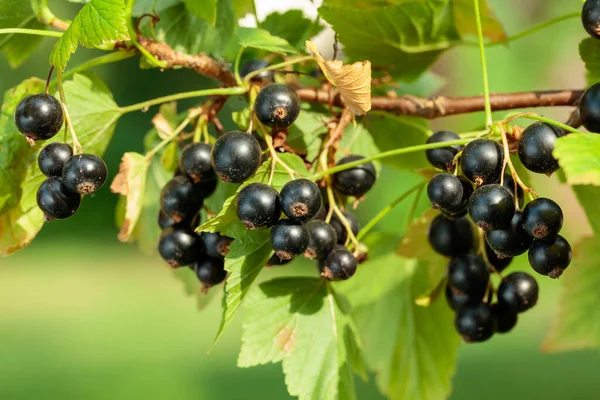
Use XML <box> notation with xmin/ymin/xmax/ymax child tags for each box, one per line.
<box><xmin>14</xmin><ymin>93</ymin><xmax>108</xmax><ymax>221</ymax></box>
<box><xmin>424</xmin><ymin>126</ymin><xmax>572</xmax><ymax>342</ymax></box>
<box><xmin>580</xmin><ymin>0</ymin><xmax>600</xmax><ymax>133</ymax></box>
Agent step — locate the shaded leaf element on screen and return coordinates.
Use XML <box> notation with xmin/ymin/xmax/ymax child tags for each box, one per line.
<box><xmin>0</xmin><ymin>0</ymin><xmax>46</xmax><ymax>68</ymax></box>
<box><xmin>452</xmin><ymin>0</ymin><xmax>507</xmax><ymax>42</ymax></box>
<box><xmin>554</xmin><ymin>133</ymin><xmax>600</xmax><ymax>185</ymax></box>
<box><xmin>262</xmin><ymin>10</ymin><xmax>323</xmax><ymax>50</ymax></box>
<box><xmin>397</xmin><ymin>209</ymin><xmax>446</xmax><ymax>268</ymax></box>
<box><xmin>184</xmin><ymin>0</ymin><xmax>218</xmax><ymax>25</ymax></box>
<box><xmin>237</xmin><ymin>27</ymin><xmax>299</xmax><ymax>55</ymax></box>
<box><xmin>579</xmin><ymin>38</ymin><xmax>600</xmax><ymax>86</ymax></box>
<box><xmin>286</xmin><ymin>106</ymin><xmax>328</xmax><ymax>162</ymax></box>
<box><xmin>572</xmin><ymin>185</ymin><xmax>600</xmax><ymax>235</ymax></box>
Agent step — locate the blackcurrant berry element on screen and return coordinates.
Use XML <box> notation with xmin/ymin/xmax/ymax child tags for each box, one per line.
<box><xmin>491</xmin><ymin>303</ymin><xmax>518</xmax><ymax>334</ymax></box>
<box><xmin>180</xmin><ymin>142</ymin><xmax>215</xmax><ymax>183</ymax></box>
<box><xmin>304</xmin><ymin>220</ymin><xmax>338</xmax><ymax>260</ymax></box>
<box><xmin>236</xmin><ymin>182</ymin><xmax>281</xmax><ymax>230</ymax></box>
<box><xmin>332</xmin><ymin>155</ymin><xmax>376</xmax><ymax>197</ymax></box>
<box><xmin>158</xmin><ymin>210</ymin><xmax>198</xmax><ymax>230</ymax></box>
<box><xmin>445</xmin><ymin>284</ymin><xmax>484</xmax><ymax>311</ymax></box>
<box><xmin>191</xmin><ymin>257</ymin><xmax>227</xmax><ymax>286</ymax></box>
<box><xmin>240</xmin><ymin>59</ymin><xmax>274</xmax><ymax>81</ymax></box>
<box><xmin>468</xmin><ymin>184</ymin><xmax>515</xmax><ymax>231</ymax></box>
<box><xmin>460</xmin><ymin>139</ymin><xmax>504</xmax><ymax>185</ymax></box>
<box><xmin>485</xmin><ymin>243</ymin><xmax>513</xmax><ymax>273</ymax></box>
<box><xmin>579</xmin><ymin>82</ymin><xmax>600</xmax><ymax>133</ymax></box>
<box><xmin>158</xmin><ymin>226</ymin><xmax>203</xmax><ymax>268</ymax></box>
<box><xmin>36</xmin><ymin>177</ymin><xmax>81</xmax><ymax>221</ymax></box>
<box><xmin>266</xmin><ymin>253</ymin><xmax>292</xmax><ymax>267</ymax></box>
<box><xmin>211</xmin><ymin>131</ymin><xmax>262</xmax><ymax>183</ymax></box>
<box><xmin>320</xmin><ymin>245</ymin><xmax>358</xmax><ymax>281</ymax></box>
<box><xmin>197</xmin><ymin>177</ymin><xmax>218</xmax><ymax>198</ymax></box>
<box><xmin>160</xmin><ymin>175</ymin><xmax>203</xmax><ymax>223</ymax></box>
<box><xmin>501</xmin><ymin>174</ymin><xmax>524</xmax><ymax>209</ymax></box>
<box><xmin>582</xmin><ymin>0</ymin><xmax>600</xmax><ymax>39</ymax></box>
<box><xmin>528</xmin><ymin>235</ymin><xmax>572</xmax><ymax>278</ymax></box>
<box><xmin>270</xmin><ymin>219</ymin><xmax>310</xmax><ymax>260</ymax></box>
<box><xmin>38</xmin><ymin>142</ymin><xmax>73</xmax><ymax>177</ymax></box>
<box><xmin>448</xmin><ymin>253</ymin><xmax>489</xmax><ymax>300</ymax></box>
<box><xmin>330</xmin><ymin>211</ymin><xmax>361</xmax><ymax>245</ymax></box>
<box><xmin>14</xmin><ymin>94</ymin><xmax>63</xmax><ymax>141</ymax></box>
<box><xmin>521</xmin><ymin>198</ymin><xmax>563</xmax><ymax>239</ymax></box>
<box><xmin>427</xmin><ymin>173</ymin><xmax>464</xmax><ymax>211</ymax></box>
<box><xmin>497</xmin><ymin>272</ymin><xmax>539</xmax><ymax>313</ymax></box>
<box><xmin>425</xmin><ymin>130</ymin><xmax>462</xmax><ymax>171</ymax></box>
<box><xmin>254</xmin><ymin>84</ymin><xmax>301</xmax><ymax>128</ymax></box>
<box><xmin>454</xmin><ymin>303</ymin><xmax>494</xmax><ymax>343</ymax></box>
<box><xmin>201</xmin><ymin>232</ymin><xmax>232</xmax><ymax>259</ymax></box>
<box><xmin>444</xmin><ymin>176</ymin><xmax>474</xmax><ymax>216</ymax></box>
<box><xmin>280</xmin><ymin>178</ymin><xmax>322</xmax><ymax>221</ymax></box>
<box><xmin>517</xmin><ymin>122</ymin><xmax>564</xmax><ymax>175</ymax></box>
<box><xmin>62</xmin><ymin>154</ymin><xmax>108</xmax><ymax>195</ymax></box>
<box><xmin>485</xmin><ymin>210</ymin><xmax>533</xmax><ymax>258</ymax></box>
<box><xmin>427</xmin><ymin>215</ymin><xmax>474</xmax><ymax>257</ymax></box>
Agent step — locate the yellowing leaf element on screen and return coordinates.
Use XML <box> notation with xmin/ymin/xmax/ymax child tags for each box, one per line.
<box><xmin>306</xmin><ymin>40</ymin><xmax>371</xmax><ymax>115</ymax></box>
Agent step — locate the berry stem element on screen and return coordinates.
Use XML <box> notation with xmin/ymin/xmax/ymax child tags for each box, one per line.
<box><xmin>242</xmin><ymin>55</ymin><xmax>315</xmax><ymax>86</ymax></box>
<box><xmin>497</xmin><ymin>123</ymin><xmax>539</xmax><ymax>199</ymax></box>
<box><xmin>502</xmin><ymin>112</ymin><xmax>587</xmax><ymax>135</ymax></box>
<box><xmin>234</xmin><ymin>46</ymin><xmax>245</xmax><ymax>87</ymax></box>
<box><xmin>326</xmin><ymin>183</ymin><xmax>360</xmax><ymax>251</ymax></box>
<box><xmin>56</xmin><ymin>70</ymin><xmax>82</xmax><ymax>153</ymax></box>
<box><xmin>146</xmin><ymin>111</ymin><xmax>198</xmax><ymax>160</ymax></box>
<box><xmin>0</xmin><ymin>28</ymin><xmax>62</xmax><ymax>37</ymax></box>
<box><xmin>473</xmin><ymin>0</ymin><xmax>493</xmax><ymax>126</ymax></box>
<box><xmin>255</xmin><ymin>118</ymin><xmax>297</xmax><ymax>181</ymax></box>
<box><xmin>124</xmin><ymin>0</ymin><xmax>169</xmax><ymax>69</ymax></box>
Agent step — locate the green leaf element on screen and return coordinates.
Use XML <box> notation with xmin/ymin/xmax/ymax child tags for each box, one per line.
<box><xmin>184</xmin><ymin>0</ymin><xmax>217</xmax><ymax>25</ymax></box>
<box><xmin>579</xmin><ymin>38</ymin><xmax>600</xmax><ymax>86</ymax></box>
<box><xmin>261</xmin><ymin>10</ymin><xmax>324</xmax><ymax>50</ymax></box>
<box><xmin>572</xmin><ymin>185</ymin><xmax>600</xmax><ymax>235</ymax></box>
<box><xmin>287</xmin><ymin>106</ymin><xmax>328</xmax><ymax>162</ymax></box>
<box><xmin>49</xmin><ymin>0</ymin><xmax>129</xmax><ymax>71</ymax></box>
<box><xmin>542</xmin><ymin>237</ymin><xmax>600</xmax><ymax>352</ymax></box>
<box><xmin>132</xmin><ymin>0</ymin><xmax>180</xmax><ymax>16</ymax></box>
<box><xmin>237</xmin><ymin>27</ymin><xmax>299</xmax><ymax>55</ymax></box>
<box><xmin>0</xmin><ymin>0</ymin><xmax>46</xmax><ymax>68</ymax></box>
<box><xmin>452</xmin><ymin>0</ymin><xmax>507</xmax><ymax>42</ymax></box>
<box><xmin>318</xmin><ymin>2</ymin><xmax>458</xmax><ymax>81</ymax></box>
<box><xmin>553</xmin><ymin>134</ymin><xmax>600</xmax><ymax>185</ymax></box>
<box><xmin>239</xmin><ymin>277</ymin><xmax>365</xmax><ymax>400</ymax></box>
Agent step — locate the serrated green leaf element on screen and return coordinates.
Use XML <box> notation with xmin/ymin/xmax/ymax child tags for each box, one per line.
<box><xmin>572</xmin><ymin>185</ymin><xmax>600</xmax><ymax>235</ymax></box>
<box><xmin>233</xmin><ymin>0</ymin><xmax>253</xmax><ymax>18</ymax></box>
<box><xmin>337</xmin><ymin>120</ymin><xmax>381</xmax><ymax>167</ymax></box>
<box><xmin>261</xmin><ymin>10</ymin><xmax>324</xmax><ymax>50</ymax></box>
<box><xmin>237</xmin><ymin>27</ymin><xmax>299</xmax><ymax>55</ymax></box>
<box><xmin>133</xmin><ymin>0</ymin><xmax>181</xmax><ymax>16</ymax></box>
<box><xmin>318</xmin><ymin>2</ymin><xmax>458</xmax><ymax>81</ymax></box>
<box><xmin>579</xmin><ymin>38</ymin><xmax>600</xmax><ymax>86</ymax></box>
<box><xmin>287</xmin><ymin>106</ymin><xmax>328</xmax><ymax>162</ymax></box>
<box><xmin>49</xmin><ymin>0</ymin><xmax>129</xmax><ymax>71</ymax></box>
<box><xmin>553</xmin><ymin>134</ymin><xmax>600</xmax><ymax>185</ymax></box>
<box><xmin>184</xmin><ymin>0</ymin><xmax>217</xmax><ymax>25</ymax></box>
<box><xmin>239</xmin><ymin>277</ymin><xmax>365</xmax><ymax>400</ymax></box>
<box><xmin>452</xmin><ymin>0</ymin><xmax>506</xmax><ymax>42</ymax></box>
<box><xmin>0</xmin><ymin>0</ymin><xmax>46</xmax><ymax>68</ymax></box>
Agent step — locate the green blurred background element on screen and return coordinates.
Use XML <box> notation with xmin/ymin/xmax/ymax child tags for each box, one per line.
<box><xmin>1</xmin><ymin>0</ymin><xmax>599</xmax><ymax>399</ymax></box>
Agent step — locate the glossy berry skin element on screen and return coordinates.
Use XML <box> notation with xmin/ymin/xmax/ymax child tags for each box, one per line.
<box><xmin>460</xmin><ymin>139</ymin><xmax>504</xmax><ymax>185</ymax></box>
<box><xmin>211</xmin><ymin>131</ymin><xmax>262</xmax><ymax>183</ymax></box>
<box><xmin>236</xmin><ymin>182</ymin><xmax>281</xmax><ymax>230</ymax></box>
<box><xmin>304</xmin><ymin>220</ymin><xmax>337</xmax><ymax>260</ymax></box>
<box><xmin>38</xmin><ymin>142</ymin><xmax>73</xmax><ymax>177</ymax></box>
<box><xmin>501</xmin><ymin>174</ymin><xmax>524</xmax><ymax>209</ymax></box>
<box><xmin>330</xmin><ymin>211</ymin><xmax>360</xmax><ymax>245</ymax></box>
<box><xmin>191</xmin><ymin>257</ymin><xmax>227</xmax><ymax>286</ymax></box>
<box><xmin>485</xmin><ymin>243</ymin><xmax>513</xmax><ymax>273</ymax></box>
<box><xmin>332</xmin><ymin>155</ymin><xmax>376</xmax><ymax>197</ymax></box>
<box><xmin>445</xmin><ymin>284</ymin><xmax>485</xmax><ymax>311</ymax></box>
<box><xmin>425</xmin><ymin>131</ymin><xmax>462</xmax><ymax>171</ymax></box>
<box><xmin>582</xmin><ymin>0</ymin><xmax>600</xmax><ymax>39</ymax></box>
<box><xmin>62</xmin><ymin>154</ymin><xmax>108</xmax><ymax>195</ymax></box>
<box><xmin>427</xmin><ymin>215</ymin><xmax>474</xmax><ymax>257</ymax></box>
<box><xmin>528</xmin><ymin>235</ymin><xmax>572</xmax><ymax>279</ymax></box>
<box><xmin>179</xmin><ymin>142</ymin><xmax>215</xmax><ymax>183</ymax></box>
<box><xmin>201</xmin><ymin>232</ymin><xmax>232</xmax><ymax>259</ymax></box>
<box><xmin>197</xmin><ymin>177</ymin><xmax>218</xmax><ymax>198</ymax></box>
<box><xmin>497</xmin><ymin>272</ymin><xmax>539</xmax><ymax>313</ymax></box>
<box><xmin>14</xmin><ymin>94</ymin><xmax>63</xmax><ymax>141</ymax></box>
<box><xmin>491</xmin><ymin>303</ymin><xmax>518</xmax><ymax>334</ymax></box>
<box><xmin>468</xmin><ymin>184</ymin><xmax>515</xmax><ymax>231</ymax></box>
<box><xmin>579</xmin><ymin>82</ymin><xmax>600</xmax><ymax>133</ymax></box>
<box><xmin>454</xmin><ymin>303</ymin><xmax>494</xmax><ymax>343</ymax></box>
<box><xmin>240</xmin><ymin>59</ymin><xmax>274</xmax><ymax>81</ymax></box>
<box><xmin>280</xmin><ymin>178</ymin><xmax>322</xmax><ymax>221</ymax></box>
<box><xmin>427</xmin><ymin>173</ymin><xmax>464</xmax><ymax>211</ymax></box>
<box><xmin>485</xmin><ymin>211</ymin><xmax>533</xmax><ymax>258</ymax></box>
<box><xmin>521</xmin><ymin>198</ymin><xmax>563</xmax><ymax>239</ymax></box>
<box><xmin>160</xmin><ymin>175</ymin><xmax>203</xmax><ymax>223</ymax></box>
<box><xmin>270</xmin><ymin>219</ymin><xmax>310</xmax><ymax>261</ymax></box>
<box><xmin>448</xmin><ymin>253</ymin><xmax>489</xmax><ymax>300</ymax></box>
<box><xmin>266</xmin><ymin>253</ymin><xmax>292</xmax><ymax>267</ymax></box>
<box><xmin>158</xmin><ymin>210</ymin><xmax>197</xmax><ymax>230</ymax></box>
<box><xmin>158</xmin><ymin>226</ymin><xmax>203</xmax><ymax>268</ymax></box>
<box><xmin>444</xmin><ymin>176</ymin><xmax>474</xmax><ymax>217</ymax></box>
<box><xmin>518</xmin><ymin>122</ymin><xmax>564</xmax><ymax>174</ymax></box>
<box><xmin>254</xmin><ymin>84</ymin><xmax>301</xmax><ymax>128</ymax></box>
<box><xmin>36</xmin><ymin>177</ymin><xmax>81</xmax><ymax>221</ymax></box>
<box><xmin>320</xmin><ymin>245</ymin><xmax>358</xmax><ymax>281</ymax></box>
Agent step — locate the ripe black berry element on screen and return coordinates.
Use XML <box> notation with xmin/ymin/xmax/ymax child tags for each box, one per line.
<box><xmin>528</xmin><ymin>235</ymin><xmax>572</xmax><ymax>278</ymax></box>
<box><xmin>201</xmin><ymin>232</ymin><xmax>232</xmax><ymax>259</ymax></box>
<box><xmin>304</xmin><ymin>220</ymin><xmax>337</xmax><ymax>260</ymax></box>
<box><xmin>454</xmin><ymin>303</ymin><xmax>494</xmax><ymax>343</ymax></box>
<box><xmin>254</xmin><ymin>84</ymin><xmax>301</xmax><ymax>128</ymax></box>
<box><xmin>443</xmin><ymin>176</ymin><xmax>474</xmax><ymax>217</ymax></box>
<box><xmin>158</xmin><ymin>210</ymin><xmax>199</xmax><ymax>230</ymax></box>
<box><xmin>270</xmin><ymin>219</ymin><xmax>310</xmax><ymax>260</ymax></box>
<box><xmin>427</xmin><ymin>215</ymin><xmax>474</xmax><ymax>257</ymax></box>
<box><xmin>197</xmin><ymin>177</ymin><xmax>218</xmax><ymax>198</ymax></box>
<box><xmin>14</xmin><ymin>94</ymin><xmax>63</xmax><ymax>141</ymax></box>
<box><xmin>240</xmin><ymin>59</ymin><xmax>275</xmax><ymax>81</ymax></box>
<box><xmin>427</xmin><ymin>173</ymin><xmax>464</xmax><ymax>211</ymax></box>
<box><xmin>579</xmin><ymin>82</ymin><xmax>600</xmax><ymax>133</ymax></box>
<box><xmin>191</xmin><ymin>257</ymin><xmax>227</xmax><ymax>286</ymax></box>
<box><xmin>266</xmin><ymin>253</ymin><xmax>292</xmax><ymax>267</ymax></box>
<box><xmin>36</xmin><ymin>177</ymin><xmax>81</xmax><ymax>221</ymax></box>
<box><xmin>211</xmin><ymin>131</ymin><xmax>262</xmax><ymax>183</ymax></box>
<box><xmin>497</xmin><ymin>272</ymin><xmax>539</xmax><ymax>313</ymax></box>
<box><xmin>332</xmin><ymin>155</ymin><xmax>376</xmax><ymax>197</ymax></box>
<box><xmin>280</xmin><ymin>178</ymin><xmax>322</xmax><ymax>221</ymax></box>
<box><xmin>38</xmin><ymin>142</ymin><xmax>73</xmax><ymax>177</ymax></box>
<box><xmin>485</xmin><ymin>210</ymin><xmax>533</xmax><ymax>258</ymax></box>
<box><xmin>582</xmin><ymin>0</ymin><xmax>600</xmax><ymax>39</ymax></box>
<box><xmin>485</xmin><ymin>243</ymin><xmax>513</xmax><ymax>273</ymax></box>
<box><xmin>501</xmin><ymin>174</ymin><xmax>524</xmax><ymax>209</ymax></box>
<box><xmin>160</xmin><ymin>175</ymin><xmax>203</xmax><ymax>223</ymax></box>
<box><xmin>521</xmin><ymin>198</ymin><xmax>563</xmax><ymax>239</ymax></box>
<box><xmin>320</xmin><ymin>245</ymin><xmax>358</xmax><ymax>281</ymax></box>
<box><xmin>158</xmin><ymin>226</ymin><xmax>203</xmax><ymax>268</ymax></box>
<box><xmin>468</xmin><ymin>184</ymin><xmax>515</xmax><ymax>231</ymax></box>
<box><xmin>180</xmin><ymin>142</ymin><xmax>215</xmax><ymax>183</ymax></box>
<box><xmin>517</xmin><ymin>122</ymin><xmax>564</xmax><ymax>175</ymax></box>
<box><xmin>330</xmin><ymin>211</ymin><xmax>361</xmax><ymax>244</ymax></box>
<box><xmin>62</xmin><ymin>154</ymin><xmax>108</xmax><ymax>195</ymax></box>
<box><xmin>445</xmin><ymin>284</ymin><xmax>485</xmax><ymax>311</ymax></box>
<box><xmin>448</xmin><ymin>253</ymin><xmax>489</xmax><ymax>300</ymax></box>
<box><xmin>425</xmin><ymin>130</ymin><xmax>462</xmax><ymax>171</ymax></box>
<box><xmin>460</xmin><ymin>139</ymin><xmax>504</xmax><ymax>185</ymax></box>
<box><xmin>491</xmin><ymin>303</ymin><xmax>518</xmax><ymax>334</ymax></box>
<box><xmin>236</xmin><ymin>182</ymin><xmax>281</xmax><ymax>230</ymax></box>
